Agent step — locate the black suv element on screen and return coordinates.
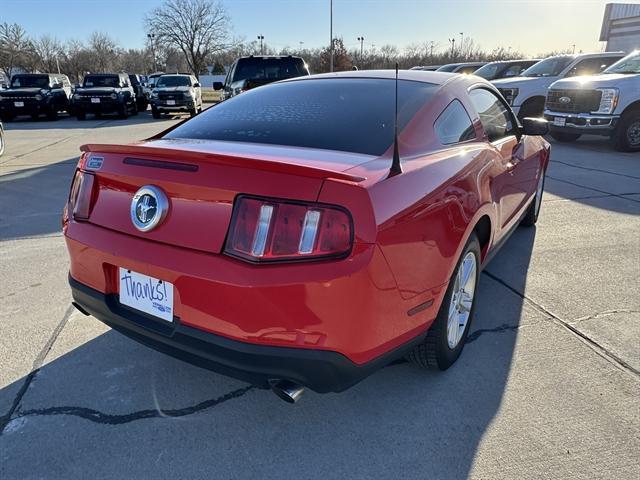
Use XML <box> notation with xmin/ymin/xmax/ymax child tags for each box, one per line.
<box><xmin>214</xmin><ymin>55</ymin><xmax>309</xmax><ymax>100</ymax></box>
<box><xmin>128</xmin><ymin>74</ymin><xmax>148</xmax><ymax>112</ymax></box>
<box><xmin>72</xmin><ymin>73</ymin><xmax>137</xmax><ymax>120</ymax></box>
<box><xmin>0</xmin><ymin>73</ymin><xmax>72</xmax><ymax>121</ymax></box>
<box><xmin>150</xmin><ymin>74</ymin><xmax>202</xmax><ymax>118</ymax></box>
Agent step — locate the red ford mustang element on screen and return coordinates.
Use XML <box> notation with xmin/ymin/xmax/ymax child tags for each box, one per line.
<box><xmin>64</xmin><ymin>71</ymin><xmax>550</xmax><ymax>402</ymax></box>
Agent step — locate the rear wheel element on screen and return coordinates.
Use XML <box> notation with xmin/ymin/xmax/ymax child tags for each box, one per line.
<box><xmin>611</xmin><ymin>109</ymin><xmax>640</xmax><ymax>152</ymax></box>
<box><xmin>550</xmin><ymin>132</ymin><xmax>581</xmax><ymax>142</ymax></box>
<box><xmin>406</xmin><ymin>233</ymin><xmax>480</xmax><ymax>370</ymax></box>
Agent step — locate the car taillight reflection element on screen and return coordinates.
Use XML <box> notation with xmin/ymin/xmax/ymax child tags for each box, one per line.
<box><xmin>224</xmin><ymin>196</ymin><xmax>353</xmax><ymax>263</ymax></box>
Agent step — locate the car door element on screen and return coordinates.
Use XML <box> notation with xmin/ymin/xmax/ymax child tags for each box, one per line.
<box><xmin>223</xmin><ymin>62</ymin><xmax>236</xmax><ymax>99</ymax></box>
<box><xmin>469</xmin><ymin>88</ymin><xmax>538</xmax><ymax>235</ymax></box>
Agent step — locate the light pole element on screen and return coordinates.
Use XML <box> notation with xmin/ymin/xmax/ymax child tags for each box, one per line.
<box><xmin>572</xmin><ymin>44</ymin><xmax>576</xmax><ymax>54</ymax></box>
<box><xmin>147</xmin><ymin>33</ymin><xmax>157</xmax><ymax>72</ymax></box>
<box><xmin>257</xmin><ymin>35</ymin><xmax>264</xmax><ymax>55</ymax></box>
<box><xmin>329</xmin><ymin>0</ymin><xmax>334</xmax><ymax>72</ymax></box>
<box><xmin>449</xmin><ymin>38</ymin><xmax>456</xmax><ymax>60</ymax></box>
<box><xmin>430</xmin><ymin>41</ymin><xmax>435</xmax><ymax>59</ymax></box>
<box><xmin>459</xmin><ymin>32</ymin><xmax>464</xmax><ymax>58</ymax></box>
<box><xmin>357</xmin><ymin>36</ymin><xmax>365</xmax><ymax>62</ymax></box>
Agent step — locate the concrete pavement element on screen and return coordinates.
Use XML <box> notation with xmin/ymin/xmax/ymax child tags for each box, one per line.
<box><xmin>0</xmin><ymin>114</ymin><xmax>638</xmax><ymax>479</ymax></box>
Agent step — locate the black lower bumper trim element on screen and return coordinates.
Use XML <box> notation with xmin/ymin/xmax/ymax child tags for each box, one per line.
<box><xmin>69</xmin><ymin>275</ymin><xmax>424</xmax><ymax>393</ymax></box>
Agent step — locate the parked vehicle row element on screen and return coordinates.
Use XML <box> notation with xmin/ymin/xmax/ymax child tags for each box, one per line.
<box><xmin>0</xmin><ymin>73</ymin><xmax>73</xmax><ymax>121</ymax></box>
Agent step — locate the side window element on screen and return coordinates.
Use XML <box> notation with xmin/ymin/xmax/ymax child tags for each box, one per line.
<box><xmin>434</xmin><ymin>100</ymin><xmax>476</xmax><ymax>145</ymax></box>
<box><xmin>469</xmin><ymin>89</ymin><xmax>517</xmax><ymax>142</ymax></box>
<box><xmin>503</xmin><ymin>64</ymin><xmax>524</xmax><ymax>77</ymax></box>
<box><xmin>565</xmin><ymin>57</ymin><xmax>619</xmax><ymax>77</ymax></box>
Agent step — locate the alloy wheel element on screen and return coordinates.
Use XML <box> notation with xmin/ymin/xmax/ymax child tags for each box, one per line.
<box><xmin>446</xmin><ymin>252</ymin><xmax>477</xmax><ymax>349</ymax></box>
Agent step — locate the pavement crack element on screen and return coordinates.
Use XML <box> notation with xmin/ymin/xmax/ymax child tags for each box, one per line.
<box><xmin>11</xmin><ymin>385</ymin><xmax>255</xmax><ymax>426</ymax></box>
<box><xmin>467</xmin><ymin>323</ymin><xmax>521</xmax><ymax>343</ymax></box>
<box><xmin>0</xmin><ymin>305</ymin><xmax>74</xmax><ymax>435</ymax></box>
<box><xmin>545</xmin><ymin>175</ymin><xmax>640</xmax><ymax>204</ymax></box>
<box><xmin>571</xmin><ymin>309</ymin><xmax>640</xmax><ymax>324</ymax></box>
<box><xmin>482</xmin><ymin>270</ymin><xmax>640</xmax><ymax>378</ymax></box>
<box><xmin>550</xmin><ymin>159</ymin><xmax>640</xmax><ymax>181</ymax></box>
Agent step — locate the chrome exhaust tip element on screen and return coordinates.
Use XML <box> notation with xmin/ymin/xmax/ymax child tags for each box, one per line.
<box><xmin>269</xmin><ymin>380</ymin><xmax>305</xmax><ymax>404</ymax></box>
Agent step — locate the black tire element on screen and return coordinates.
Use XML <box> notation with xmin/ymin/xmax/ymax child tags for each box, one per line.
<box><xmin>76</xmin><ymin>110</ymin><xmax>86</xmax><ymax>121</ymax></box>
<box><xmin>611</xmin><ymin>109</ymin><xmax>640</xmax><ymax>152</ymax></box>
<box><xmin>517</xmin><ymin>98</ymin><xmax>545</xmax><ymax>121</ymax></box>
<box><xmin>406</xmin><ymin>233</ymin><xmax>481</xmax><ymax>370</ymax></box>
<box><xmin>31</xmin><ymin>113</ymin><xmax>39</xmax><ymax>121</ymax></box>
<box><xmin>189</xmin><ymin>108</ymin><xmax>197</xmax><ymax>117</ymax></box>
<box><xmin>46</xmin><ymin>108</ymin><xmax>58</xmax><ymax>121</ymax></box>
<box><xmin>521</xmin><ymin>168</ymin><xmax>546</xmax><ymax>227</ymax></box>
<box><xmin>0</xmin><ymin>113</ymin><xmax>14</xmax><ymax>122</ymax></box>
<box><xmin>0</xmin><ymin>129</ymin><xmax>5</xmax><ymax>157</ymax></box>
<box><xmin>131</xmin><ymin>101</ymin><xmax>139</xmax><ymax>116</ymax></box>
<box><xmin>550</xmin><ymin>132</ymin><xmax>581</xmax><ymax>142</ymax></box>
<box><xmin>118</xmin><ymin>104</ymin><xmax>128</xmax><ymax>119</ymax></box>
<box><xmin>152</xmin><ymin>107</ymin><xmax>161</xmax><ymax>119</ymax></box>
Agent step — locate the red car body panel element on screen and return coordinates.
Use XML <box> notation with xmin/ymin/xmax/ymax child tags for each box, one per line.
<box><xmin>64</xmin><ymin>71</ymin><xmax>550</xmax><ymax>391</ymax></box>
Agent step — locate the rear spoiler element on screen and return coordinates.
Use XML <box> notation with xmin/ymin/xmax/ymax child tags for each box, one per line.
<box><xmin>80</xmin><ymin>143</ymin><xmax>366</xmax><ymax>183</ymax></box>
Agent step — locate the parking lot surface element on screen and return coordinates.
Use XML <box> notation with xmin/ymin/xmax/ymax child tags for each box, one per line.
<box><xmin>0</xmin><ymin>113</ymin><xmax>638</xmax><ymax>479</ymax></box>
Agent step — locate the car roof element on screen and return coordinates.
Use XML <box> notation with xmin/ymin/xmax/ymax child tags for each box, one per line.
<box><xmin>284</xmin><ymin>69</ymin><xmax>458</xmax><ymax>86</ymax></box>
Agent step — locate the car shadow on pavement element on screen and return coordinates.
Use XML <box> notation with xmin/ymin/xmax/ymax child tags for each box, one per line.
<box><xmin>0</xmin><ymin>159</ymin><xmax>77</xmax><ymax>240</ymax></box>
<box><xmin>0</xmin><ymin>224</ymin><xmax>537</xmax><ymax>479</ymax></box>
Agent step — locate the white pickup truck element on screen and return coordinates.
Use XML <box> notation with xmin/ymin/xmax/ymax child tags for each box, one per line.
<box><xmin>493</xmin><ymin>52</ymin><xmax>625</xmax><ymax>120</ymax></box>
<box><xmin>543</xmin><ymin>51</ymin><xmax>640</xmax><ymax>152</ymax></box>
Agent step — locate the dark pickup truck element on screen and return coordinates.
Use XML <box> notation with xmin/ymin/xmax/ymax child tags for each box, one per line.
<box><xmin>0</xmin><ymin>73</ymin><xmax>72</xmax><ymax>121</ymax></box>
<box><xmin>72</xmin><ymin>73</ymin><xmax>138</xmax><ymax>120</ymax></box>
<box><xmin>214</xmin><ymin>55</ymin><xmax>309</xmax><ymax>100</ymax></box>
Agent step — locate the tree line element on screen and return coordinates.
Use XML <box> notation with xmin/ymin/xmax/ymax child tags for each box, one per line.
<box><xmin>1</xmin><ymin>0</ymin><xmax>569</xmax><ymax>83</ymax></box>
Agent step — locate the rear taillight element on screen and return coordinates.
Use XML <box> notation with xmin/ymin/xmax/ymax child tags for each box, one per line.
<box><xmin>224</xmin><ymin>196</ymin><xmax>353</xmax><ymax>263</ymax></box>
<box><xmin>68</xmin><ymin>170</ymin><xmax>96</xmax><ymax>221</ymax></box>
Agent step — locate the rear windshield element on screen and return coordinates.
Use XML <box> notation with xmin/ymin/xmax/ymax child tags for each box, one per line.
<box><xmin>157</xmin><ymin>76</ymin><xmax>191</xmax><ymax>87</ymax></box>
<box><xmin>436</xmin><ymin>64</ymin><xmax>460</xmax><ymax>72</ymax></box>
<box><xmin>83</xmin><ymin>75</ymin><xmax>119</xmax><ymax>88</ymax></box>
<box><xmin>11</xmin><ymin>75</ymin><xmax>49</xmax><ymax>88</ymax></box>
<box><xmin>165</xmin><ymin>78</ymin><xmax>436</xmax><ymax>156</ymax></box>
<box><xmin>233</xmin><ymin>57</ymin><xmax>308</xmax><ymax>83</ymax></box>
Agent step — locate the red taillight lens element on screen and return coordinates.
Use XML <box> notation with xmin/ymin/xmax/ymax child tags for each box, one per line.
<box><xmin>225</xmin><ymin>196</ymin><xmax>353</xmax><ymax>262</ymax></box>
<box><xmin>68</xmin><ymin>170</ymin><xmax>96</xmax><ymax>221</ymax></box>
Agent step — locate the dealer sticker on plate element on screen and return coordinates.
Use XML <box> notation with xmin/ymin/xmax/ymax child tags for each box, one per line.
<box><xmin>119</xmin><ymin>268</ymin><xmax>174</xmax><ymax>322</ymax></box>
<box><xmin>553</xmin><ymin>117</ymin><xmax>566</xmax><ymax>127</ymax></box>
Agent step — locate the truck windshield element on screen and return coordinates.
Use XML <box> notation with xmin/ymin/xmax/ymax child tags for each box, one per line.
<box><xmin>604</xmin><ymin>53</ymin><xmax>640</xmax><ymax>74</ymax></box>
<box><xmin>157</xmin><ymin>76</ymin><xmax>191</xmax><ymax>87</ymax></box>
<box><xmin>83</xmin><ymin>76</ymin><xmax>119</xmax><ymax>87</ymax></box>
<box><xmin>474</xmin><ymin>63</ymin><xmax>502</xmax><ymax>80</ymax></box>
<box><xmin>234</xmin><ymin>58</ymin><xmax>308</xmax><ymax>82</ymax></box>
<box><xmin>10</xmin><ymin>75</ymin><xmax>49</xmax><ymax>88</ymax></box>
<box><xmin>522</xmin><ymin>56</ymin><xmax>573</xmax><ymax>77</ymax></box>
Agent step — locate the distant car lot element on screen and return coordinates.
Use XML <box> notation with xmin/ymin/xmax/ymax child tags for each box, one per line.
<box><xmin>0</xmin><ymin>117</ymin><xmax>638</xmax><ymax>478</ymax></box>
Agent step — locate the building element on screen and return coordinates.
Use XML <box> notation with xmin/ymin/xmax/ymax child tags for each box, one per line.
<box><xmin>600</xmin><ymin>3</ymin><xmax>640</xmax><ymax>52</ymax></box>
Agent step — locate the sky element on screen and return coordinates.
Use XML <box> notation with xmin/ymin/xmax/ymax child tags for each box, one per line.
<box><xmin>0</xmin><ymin>0</ymin><xmax>623</xmax><ymax>56</ymax></box>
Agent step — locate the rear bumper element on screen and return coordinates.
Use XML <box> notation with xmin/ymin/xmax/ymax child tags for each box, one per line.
<box><xmin>69</xmin><ymin>274</ymin><xmax>424</xmax><ymax>393</ymax></box>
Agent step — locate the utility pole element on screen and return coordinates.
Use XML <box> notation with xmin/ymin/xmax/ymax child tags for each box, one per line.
<box><xmin>459</xmin><ymin>32</ymin><xmax>464</xmax><ymax>58</ymax></box>
<box><xmin>329</xmin><ymin>0</ymin><xmax>334</xmax><ymax>72</ymax></box>
<box><xmin>257</xmin><ymin>35</ymin><xmax>264</xmax><ymax>55</ymax></box>
<box><xmin>430</xmin><ymin>41</ymin><xmax>434</xmax><ymax>59</ymax></box>
<box><xmin>449</xmin><ymin>38</ymin><xmax>456</xmax><ymax>60</ymax></box>
<box><xmin>572</xmin><ymin>44</ymin><xmax>576</xmax><ymax>54</ymax></box>
<box><xmin>147</xmin><ymin>33</ymin><xmax>157</xmax><ymax>72</ymax></box>
<box><xmin>357</xmin><ymin>36</ymin><xmax>365</xmax><ymax>62</ymax></box>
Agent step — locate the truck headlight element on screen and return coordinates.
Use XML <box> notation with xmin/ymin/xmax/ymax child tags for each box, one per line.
<box><xmin>110</xmin><ymin>93</ymin><xmax>118</xmax><ymax>100</ymax></box>
<box><xmin>151</xmin><ymin>91</ymin><xmax>158</xmax><ymax>99</ymax></box>
<box><xmin>35</xmin><ymin>94</ymin><xmax>43</xmax><ymax>101</ymax></box>
<box><xmin>73</xmin><ymin>93</ymin><xmax>82</xmax><ymax>100</ymax></box>
<box><xmin>594</xmin><ymin>88</ymin><xmax>619</xmax><ymax>114</ymax></box>
<box><xmin>498</xmin><ymin>88</ymin><xmax>519</xmax><ymax>106</ymax></box>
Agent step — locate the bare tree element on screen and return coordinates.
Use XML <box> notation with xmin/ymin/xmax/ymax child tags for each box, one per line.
<box><xmin>0</xmin><ymin>22</ymin><xmax>33</xmax><ymax>79</ymax></box>
<box><xmin>88</xmin><ymin>32</ymin><xmax>120</xmax><ymax>72</ymax></box>
<box><xmin>33</xmin><ymin>35</ymin><xmax>64</xmax><ymax>73</ymax></box>
<box><xmin>146</xmin><ymin>0</ymin><xmax>233</xmax><ymax>78</ymax></box>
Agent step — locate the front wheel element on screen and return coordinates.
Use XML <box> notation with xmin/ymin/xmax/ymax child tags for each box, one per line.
<box><xmin>0</xmin><ymin>128</ymin><xmax>5</xmax><ymax>157</ymax></box>
<box><xmin>406</xmin><ymin>233</ymin><xmax>481</xmax><ymax>370</ymax></box>
<box><xmin>118</xmin><ymin>104</ymin><xmax>128</xmax><ymax>119</ymax></box>
<box><xmin>76</xmin><ymin>110</ymin><xmax>86</xmax><ymax>121</ymax></box>
<box><xmin>611</xmin><ymin>109</ymin><xmax>640</xmax><ymax>152</ymax></box>
<box><xmin>151</xmin><ymin>107</ymin><xmax>161</xmax><ymax>119</ymax></box>
<box><xmin>521</xmin><ymin>168</ymin><xmax>546</xmax><ymax>227</ymax></box>
<box><xmin>550</xmin><ymin>132</ymin><xmax>581</xmax><ymax>142</ymax></box>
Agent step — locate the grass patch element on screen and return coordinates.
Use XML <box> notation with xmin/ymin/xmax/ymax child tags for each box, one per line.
<box><xmin>202</xmin><ymin>89</ymin><xmax>222</xmax><ymax>103</ymax></box>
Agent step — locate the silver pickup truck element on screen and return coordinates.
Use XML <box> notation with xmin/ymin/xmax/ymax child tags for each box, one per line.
<box><xmin>544</xmin><ymin>50</ymin><xmax>640</xmax><ymax>151</ymax></box>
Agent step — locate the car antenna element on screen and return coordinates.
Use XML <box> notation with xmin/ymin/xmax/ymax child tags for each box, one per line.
<box><xmin>389</xmin><ymin>62</ymin><xmax>402</xmax><ymax>176</ymax></box>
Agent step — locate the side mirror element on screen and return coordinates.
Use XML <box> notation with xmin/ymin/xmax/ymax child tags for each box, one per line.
<box><xmin>520</xmin><ymin>117</ymin><xmax>549</xmax><ymax>136</ymax></box>
<box><xmin>213</xmin><ymin>82</ymin><xmax>223</xmax><ymax>91</ymax></box>
<box><xmin>194</xmin><ymin>82</ymin><xmax>200</xmax><ymax>88</ymax></box>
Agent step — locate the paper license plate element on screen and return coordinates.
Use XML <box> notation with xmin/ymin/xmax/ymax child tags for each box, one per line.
<box><xmin>14</xmin><ymin>101</ymin><xmax>24</xmax><ymax>107</ymax></box>
<box><xmin>91</xmin><ymin>97</ymin><xmax>100</xmax><ymax>103</ymax></box>
<box><xmin>119</xmin><ymin>268</ymin><xmax>174</xmax><ymax>322</ymax></box>
<box><xmin>553</xmin><ymin>117</ymin><xmax>566</xmax><ymax>127</ymax></box>
<box><xmin>166</xmin><ymin>100</ymin><xmax>176</xmax><ymax>105</ymax></box>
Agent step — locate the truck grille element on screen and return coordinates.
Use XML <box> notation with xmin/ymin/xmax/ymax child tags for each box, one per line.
<box><xmin>158</xmin><ymin>92</ymin><xmax>184</xmax><ymax>100</ymax></box>
<box><xmin>546</xmin><ymin>89</ymin><xmax>602</xmax><ymax>114</ymax></box>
